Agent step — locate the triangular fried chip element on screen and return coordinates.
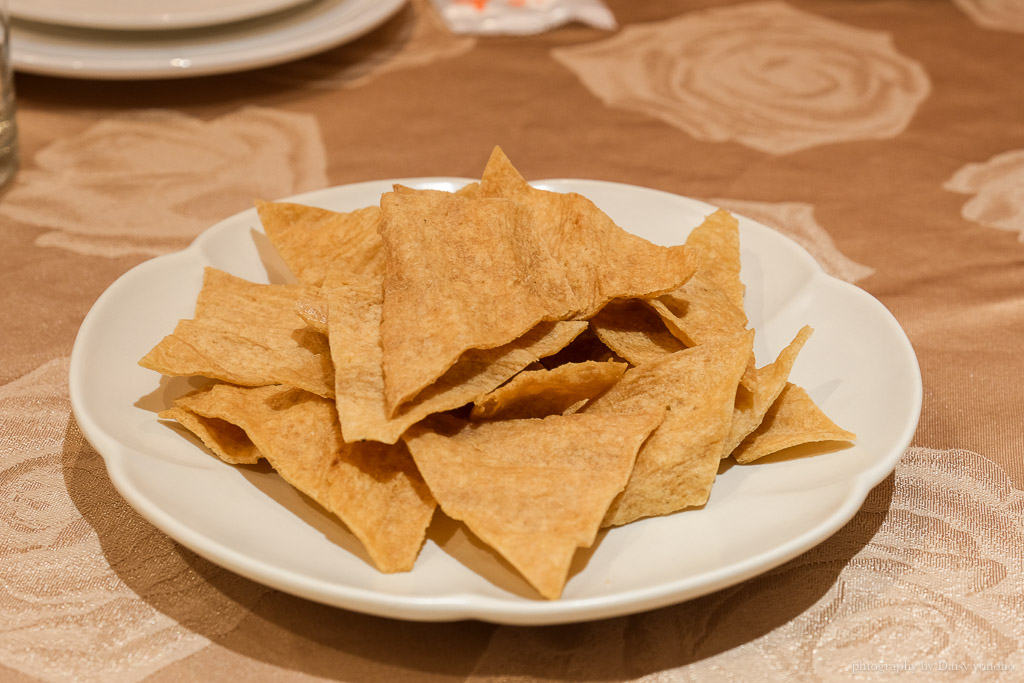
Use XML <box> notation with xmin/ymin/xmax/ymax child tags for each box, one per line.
<box><xmin>722</xmin><ymin>326</ymin><xmax>813</xmax><ymax>458</ymax></box>
<box><xmin>733</xmin><ymin>383</ymin><xmax>856</xmax><ymax>464</ymax></box>
<box><xmin>379</xmin><ymin>188</ymin><xmax>580</xmax><ymax>412</ymax></box>
<box><xmin>158</xmin><ymin>405</ymin><xmax>262</xmax><ymax>465</ymax></box>
<box><xmin>403</xmin><ymin>411</ymin><xmax>663</xmax><ymax>599</ymax></box>
<box><xmin>589</xmin><ymin>299</ymin><xmax>688</xmax><ymax>366</ymax></box>
<box><xmin>295</xmin><ymin>288</ymin><xmax>328</xmax><ymax>336</ymax></box>
<box><xmin>169</xmin><ymin>383</ymin><xmax>436</xmax><ymax>573</ymax></box>
<box><xmin>585</xmin><ymin>330</ymin><xmax>754</xmax><ymax>526</ymax></box>
<box><xmin>682</xmin><ymin>208</ymin><xmax>745</xmax><ymax>312</ymax></box>
<box><xmin>455</xmin><ymin>181</ymin><xmax>481</xmax><ymax>197</ymax></box>
<box><xmin>255</xmin><ymin>201</ymin><xmax>383</xmax><ymax>286</ymax></box>
<box><xmin>739</xmin><ymin>351</ymin><xmax>758</xmax><ymax>393</ymax></box>
<box><xmin>325</xmin><ymin>268</ymin><xmax>587</xmax><ymax>444</ymax></box>
<box><xmin>647</xmin><ymin>209</ymin><xmax>747</xmax><ymax>346</ymax></box>
<box><xmin>139</xmin><ymin>268</ymin><xmax>334</xmax><ymax>398</ymax></box>
<box><xmin>470</xmin><ymin>360</ymin><xmax>627</xmax><ymax>420</ymax></box>
<box><xmin>478</xmin><ymin>146</ymin><xmax>697</xmax><ymax>318</ymax></box>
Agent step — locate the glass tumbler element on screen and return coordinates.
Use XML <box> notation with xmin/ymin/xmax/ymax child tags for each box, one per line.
<box><xmin>0</xmin><ymin>0</ymin><xmax>17</xmax><ymax>188</ymax></box>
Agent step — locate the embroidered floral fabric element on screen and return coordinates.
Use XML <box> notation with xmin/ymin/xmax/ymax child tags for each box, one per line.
<box><xmin>2</xmin><ymin>0</ymin><xmax>1023</xmax><ymax>679</ymax></box>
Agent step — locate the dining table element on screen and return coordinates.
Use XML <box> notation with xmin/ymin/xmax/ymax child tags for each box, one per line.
<box><xmin>2</xmin><ymin>0</ymin><xmax>1023</xmax><ymax>680</ymax></box>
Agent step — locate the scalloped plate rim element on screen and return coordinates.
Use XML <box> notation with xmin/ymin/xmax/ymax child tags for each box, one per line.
<box><xmin>68</xmin><ymin>177</ymin><xmax>922</xmax><ymax>625</ymax></box>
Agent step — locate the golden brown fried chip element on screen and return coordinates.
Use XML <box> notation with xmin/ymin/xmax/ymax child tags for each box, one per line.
<box><xmin>255</xmin><ymin>201</ymin><xmax>383</xmax><ymax>286</ymax></box>
<box><xmin>722</xmin><ymin>326</ymin><xmax>813</xmax><ymax>458</ymax></box>
<box><xmin>470</xmin><ymin>360</ymin><xmax>627</xmax><ymax>420</ymax></box>
<box><xmin>648</xmin><ymin>209</ymin><xmax>747</xmax><ymax>346</ymax></box>
<box><xmin>739</xmin><ymin>351</ymin><xmax>758</xmax><ymax>394</ymax></box>
<box><xmin>139</xmin><ymin>268</ymin><xmax>334</xmax><ymax>398</ymax></box>
<box><xmin>192</xmin><ymin>267</ymin><xmax>301</xmax><ymax>323</ymax></box>
<box><xmin>324</xmin><ymin>268</ymin><xmax>587</xmax><ymax>444</ymax></box>
<box><xmin>683</xmin><ymin>209</ymin><xmax>745</xmax><ymax>312</ymax></box>
<box><xmin>455</xmin><ymin>181</ymin><xmax>481</xmax><ymax>197</ymax></box>
<box><xmin>478</xmin><ymin>146</ymin><xmax>697</xmax><ymax>318</ymax></box>
<box><xmin>590</xmin><ymin>299</ymin><xmax>688</xmax><ymax>365</ymax></box>
<box><xmin>295</xmin><ymin>288</ymin><xmax>328</xmax><ymax>336</ymax></box>
<box><xmin>378</xmin><ymin>188</ymin><xmax>580</xmax><ymax>412</ymax></box>
<box><xmin>158</xmin><ymin>405</ymin><xmax>262</xmax><ymax>465</ymax></box>
<box><xmin>403</xmin><ymin>411</ymin><xmax>663</xmax><ymax>599</ymax></box>
<box><xmin>170</xmin><ymin>383</ymin><xmax>436</xmax><ymax>573</ymax></box>
<box><xmin>733</xmin><ymin>383</ymin><xmax>856</xmax><ymax>464</ymax></box>
<box><xmin>141</xmin><ymin>148</ymin><xmax>854</xmax><ymax>599</ymax></box>
<box><xmin>585</xmin><ymin>330</ymin><xmax>754</xmax><ymax>526</ymax></box>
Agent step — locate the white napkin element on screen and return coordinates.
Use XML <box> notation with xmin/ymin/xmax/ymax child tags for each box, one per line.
<box><xmin>431</xmin><ymin>0</ymin><xmax>617</xmax><ymax>35</ymax></box>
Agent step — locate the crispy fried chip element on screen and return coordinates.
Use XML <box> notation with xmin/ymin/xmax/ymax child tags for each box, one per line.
<box><xmin>325</xmin><ymin>268</ymin><xmax>587</xmax><ymax>444</ymax></box>
<box><xmin>455</xmin><ymin>181</ymin><xmax>481</xmax><ymax>197</ymax></box>
<box><xmin>586</xmin><ymin>330</ymin><xmax>754</xmax><ymax>526</ymax></box>
<box><xmin>683</xmin><ymin>209</ymin><xmax>745</xmax><ymax>312</ymax></box>
<box><xmin>141</xmin><ymin>147</ymin><xmax>856</xmax><ymax>600</ymax></box>
<box><xmin>255</xmin><ymin>201</ymin><xmax>383</xmax><ymax>286</ymax></box>
<box><xmin>739</xmin><ymin>351</ymin><xmax>758</xmax><ymax>393</ymax></box>
<box><xmin>403</xmin><ymin>411</ymin><xmax>663</xmax><ymax>599</ymax></box>
<box><xmin>648</xmin><ymin>209</ymin><xmax>747</xmax><ymax>346</ymax></box>
<box><xmin>169</xmin><ymin>383</ymin><xmax>436</xmax><ymax>573</ymax></box>
<box><xmin>590</xmin><ymin>299</ymin><xmax>688</xmax><ymax>365</ymax></box>
<box><xmin>470</xmin><ymin>360</ymin><xmax>627</xmax><ymax>420</ymax></box>
<box><xmin>139</xmin><ymin>268</ymin><xmax>334</xmax><ymax>397</ymax></box>
<box><xmin>295</xmin><ymin>288</ymin><xmax>328</xmax><ymax>336</ymax></box>
<box><xmin>733</xmin><ymin>383</ymin><xmax>856</xmax><ymax>464</ymax></box>
<box><xmin>158</xmin><ymin>405</ymin><xmax>262</xmax><ymax>465</ymax></box>
<box><xmin>379</xmin><ymin>188</ymin><xmax>580</xmax><ymax>412</ymax></box>
<box><xmin>478</xmin><ymin>147</ymin><xmax>697</xmax><ymax>318</ymax></box>
<box><xmin>722</xmin><ymin>326</ymin><xmax>813</xmax><ymax>458</ymax></box>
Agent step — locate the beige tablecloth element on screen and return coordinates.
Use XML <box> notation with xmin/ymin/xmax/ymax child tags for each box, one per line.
<box><xmin>3</xmin><ymin>1</ymin><xmax>1023</xmax><ymax>680</ymax></box>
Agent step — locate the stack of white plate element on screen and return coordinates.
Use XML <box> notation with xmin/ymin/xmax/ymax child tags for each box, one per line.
<box><xmin>9</xmin><ymin>0</ymin><xmax>408</xmax><ymax>79</ymax></box>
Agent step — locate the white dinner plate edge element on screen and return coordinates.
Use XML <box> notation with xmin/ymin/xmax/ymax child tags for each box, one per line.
<box><xmin>10</xmin><ymin>0</ymin><xmax>408</xmax><ymax>80</ymax></box>
<box><xmin>66</xmin><ymin>177</ymin><xmax>923</xmax><ymax>624</ymax></box>
<box><xmin>10</xmin><ymin>0</ymin><xmax>316</xmax><ymax>32</ymax></box>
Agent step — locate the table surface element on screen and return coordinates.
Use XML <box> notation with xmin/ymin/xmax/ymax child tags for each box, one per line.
<box><xmin>3</xmin><ymin>0</ymin><xmax>1023</xmax><ymax>680</ymax></box>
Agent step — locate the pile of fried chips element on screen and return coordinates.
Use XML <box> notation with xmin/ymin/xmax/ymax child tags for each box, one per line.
<box><xmin>140</xmin><ymin>147</ymin><xmax>854</xmax><ymax>600</ymax></box>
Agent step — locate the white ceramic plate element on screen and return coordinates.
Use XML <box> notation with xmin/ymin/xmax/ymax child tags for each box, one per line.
<box><xmin>10</xmin><ymin>0</ymin><xmax>314</xmax><ymax>31</ymax></box>
<box><xmin>11</xmin><ymin>0</ymin><xmax>407</xmax><ymax>80</ymax></box>
<box><xmin>68</xmin><ymin>178</ymin><xmax>922</xmax><ymax>625</ymax></box>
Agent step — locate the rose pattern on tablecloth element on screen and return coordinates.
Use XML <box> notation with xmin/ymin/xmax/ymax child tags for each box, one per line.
<box><xmin>953</xmin><ymin>0</ymin><xmax>1024</xmax><ymax>33</ymax></box>
<box><xmin>466</xmin><ymin>447</ymin><xmax>1024</xmax><ymax>680</ymax></box>
<box><xmin>551</xmin><ymin>1</ymin><xmax>931</xmax><ymax>155</ymax></box>
<box><xmin>709</xmin><ymin>198</ymin><xmax>875</xmax><ymax>283</ymax></box>
<box><xmin>257</xmin><ymin>0</ymin><xmax>475</xmax><ymax>89</ymax></box>
<box><xmin>944</xmin><ymin>148</ymin><xmax>1024</xmax><ymax>241</ymax></box>
<box><xmin>0</xmin><ymin>358</ymin><xmax>268</xmax><ymax>683</ymax></box>
<box><xmin>0</xmin><ymin>107</ymin><xmax>327</xmax><ymax>258</ymax></box>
